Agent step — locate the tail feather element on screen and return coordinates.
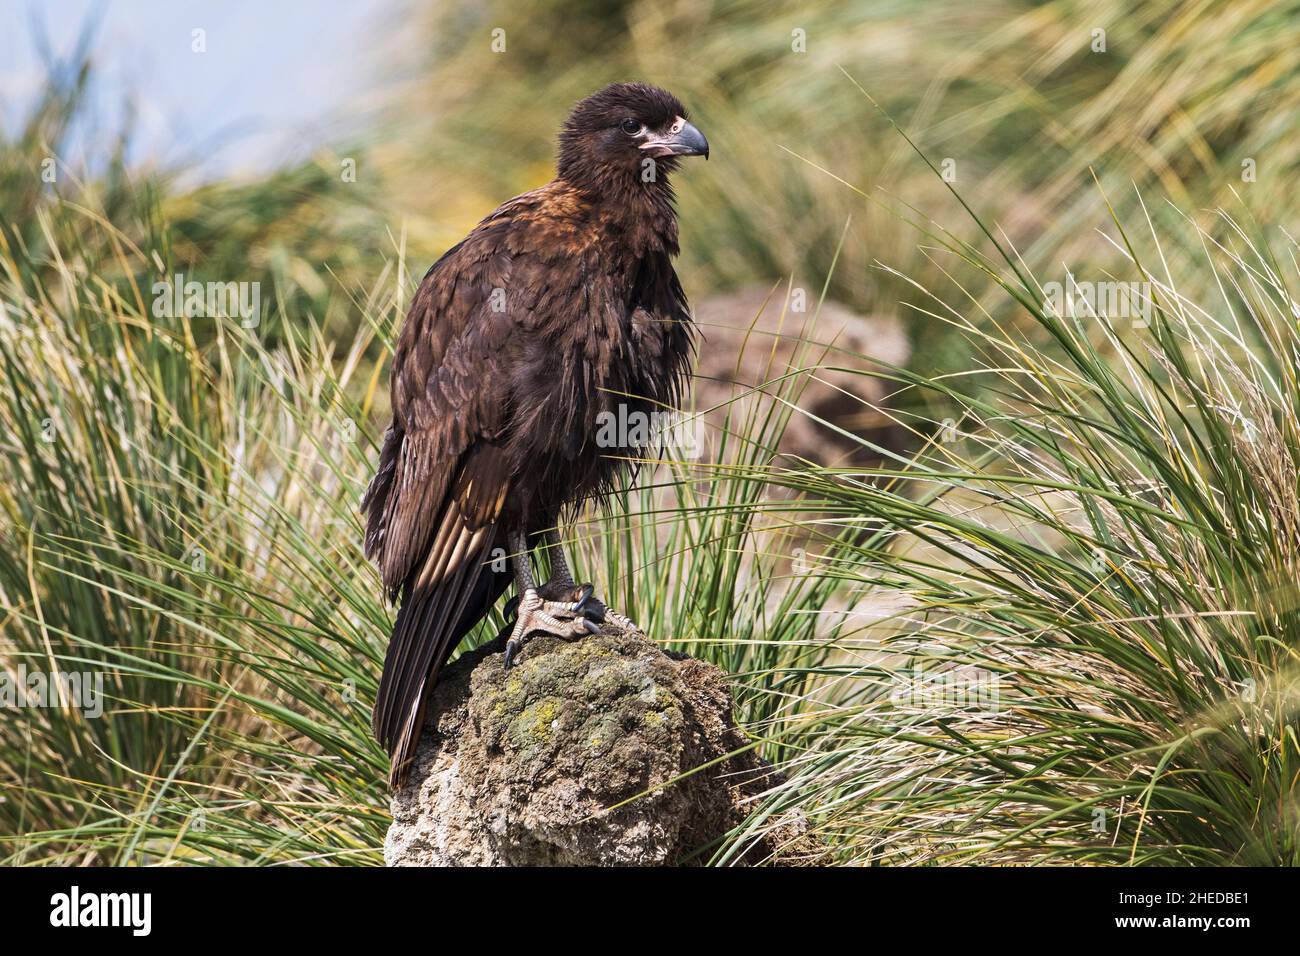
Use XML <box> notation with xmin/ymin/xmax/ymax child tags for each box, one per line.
<box><xmin>369</xmin><ymin>441</ymin><xmax>515</xmax><ymax>787</ymax></box>
<box><xmin>385</xmin><ymin>551</ymin><xmax>509</xmax><ymax>787</ymax></box>
<box><xmin>381</xmin><ymin>532</ymin><xmax>490</xmax><ymax>786</ymax></box>
<box><xmin>376</xmin><ymin>504</ymin><xmax>473</xmax><ymax>738</ymax></box>
<box><xmin>373</xmin><ymin>515</ymin><xmax>513</xmax><ymax>787</ymax></box>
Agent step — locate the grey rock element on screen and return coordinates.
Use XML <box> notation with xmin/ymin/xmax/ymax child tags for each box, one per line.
<box><xmin>384</xmin><ymin>622</ymin><xmax>803</xmax><ymax>866</ymax></box>
<box><xmin>694</xmin><ymin>284</ymin><xmax>910</xmax><ymax>465</ymax></box>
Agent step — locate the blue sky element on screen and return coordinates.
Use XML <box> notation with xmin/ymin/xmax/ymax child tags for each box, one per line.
<box><xmin>0</xmin><ymin>0</ymin><xmax>404</xmax><ymax>181</ymax></box>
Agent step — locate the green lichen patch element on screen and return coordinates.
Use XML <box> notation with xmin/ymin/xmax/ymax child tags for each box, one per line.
<box><xmin>506</xmin><ymin>696</ymin><xmax>565</xmax><ymax>750</ymax></box>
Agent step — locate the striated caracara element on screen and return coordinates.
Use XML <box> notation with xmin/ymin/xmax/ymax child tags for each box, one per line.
<box><xmin>362</xmin><ymin>83</ymin><xmax>709</xmax><ymax>786</ymax></box>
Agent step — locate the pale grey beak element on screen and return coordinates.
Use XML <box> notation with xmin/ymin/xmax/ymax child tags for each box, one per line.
<box><xmin>641</xmin><ymin>120</ymin><xmax>710</xmax><ymax>160</ymax></box>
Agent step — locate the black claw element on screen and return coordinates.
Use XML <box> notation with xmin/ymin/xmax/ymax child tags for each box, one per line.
<box><xmin>503</xmin><ymin>594</ymin><xmax>521</xmax><ymax>620</ymax></box>
<box><xmin>503</xmin><ymin>639</ymin><xmax>521</xmax><ymax>669</ymax></box>
<box><xmin>573</xmin><ymin>583</ymin><xmax>594</xmax><ymax>611</ymax></box>
<box><xmin>579</xmin><ymin>617</ymin><xmax>600</xmax><ymax>635</ymax></box>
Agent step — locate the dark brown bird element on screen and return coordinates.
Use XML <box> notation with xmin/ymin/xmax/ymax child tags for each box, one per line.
<box><xmin>362</xmin><ymin>82</ymin><xmax>709</xmax><ymax>786</ymax></box>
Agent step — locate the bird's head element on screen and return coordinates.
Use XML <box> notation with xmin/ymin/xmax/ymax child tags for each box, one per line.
<box><xmin>557</xmin><ymin>82</ymin><xmax>709</xmax><ymax>193</ymax></box>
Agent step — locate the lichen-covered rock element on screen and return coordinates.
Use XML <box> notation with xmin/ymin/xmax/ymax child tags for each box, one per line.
<box><xmin>384</xmin><ymin>623</ymin><xmax>803</xmax><ymax>866</ymax></box>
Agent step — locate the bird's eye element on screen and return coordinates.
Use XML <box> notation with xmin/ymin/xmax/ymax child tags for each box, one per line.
<box><xmin>620</xmin><ymin>118</ymin><xmax>642</xmax><ymax>135</ymax></box>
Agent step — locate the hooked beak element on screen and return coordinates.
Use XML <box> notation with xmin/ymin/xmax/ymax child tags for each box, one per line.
<box><xmin>640</xmin><ymin>118</ymin><xmax>710</xmax><ymax>160</ymax></box>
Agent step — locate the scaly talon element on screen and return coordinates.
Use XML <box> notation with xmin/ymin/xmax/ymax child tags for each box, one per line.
<box><xmin>604</xmin><ymin>607</ymin><xmax>643</xmax><ymax>635</ymax></box>
<box><xmin>502</xmin><ymin>587</ymin><xmax>600</xmax><ymax>669</ymax></box>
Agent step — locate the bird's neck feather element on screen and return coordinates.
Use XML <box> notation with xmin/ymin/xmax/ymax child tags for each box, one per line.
<box><xmin>559</xmin><ymin>168</ymin><xmax>680</xmax><ymax>256</ymax></box>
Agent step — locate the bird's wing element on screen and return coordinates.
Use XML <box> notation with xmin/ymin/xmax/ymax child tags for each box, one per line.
<box><xmin>372</xmin><ymin>445</ymin><xmax>512</xmax><ymax>786</ymax></box>
<box><xmin>363</xmin><ymin>184</ymin><xmax>595</xmax><ymax>785</ymax></box>
<box><xmin>362</xmin><ymin>184</ymin><xmax>571</xmax><ymax>589</ymax></box>
<box><xmin>362</xmin><ymin>236</ymin><xmax>513</xmax><ymax>594</ymax></box>
<box><xmin>361</xmin><ymin>220</ymin><xmax>522</xmax><ymax>784</ymax></box>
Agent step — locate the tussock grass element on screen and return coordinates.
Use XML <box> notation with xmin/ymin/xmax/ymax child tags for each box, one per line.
<box><xmin>5</xmin><ymin>1</ymin><xmax>1300</xmax><ymax>866</ymax></box>
<box><xmin>0</xmin><ymin>172</ymin><xmax>859</xmax><ymax>864</ymax></box>
<box><xmin>392</xmin><ymin>0</ymin><xmax>1300</xmax><ymax>383</ymax></box>
<box><xmin>719</xmin><ymin>192</ymin><xmax>1300</xmax><ymax>864</ymax></box>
